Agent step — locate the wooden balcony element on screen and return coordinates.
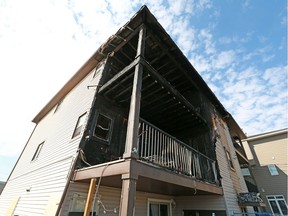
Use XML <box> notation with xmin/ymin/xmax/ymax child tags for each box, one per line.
<box><xmin>138</xmin><ymin>119</ymin><xmax>219</xmax><ymax>185</ymax></box>
<box><xmin>73</xmin><ymin>118</ymin><xmax>222</xmax><ymax>196</ymax></box>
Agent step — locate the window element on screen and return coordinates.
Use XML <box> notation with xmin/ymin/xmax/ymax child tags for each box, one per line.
<box><xmin>31</xmin><ymin>142</ymin><xmax>44</xmax><ymax>161</ymax></box>
<box><xmin>94</xmin><ymin>113</ymin><xmax>112</xmax><ymax>141</ymax></box>
<box><xmin>225</xmin><ymin>149</ymin><xmax>234</xmax><ymax>169</ymax></box>
<box><xmin>72</xmin><ymin>113</ymin><xmax>87</xmax><ymax>138</ymax></box>
<box><xmin>268</xmin><ymin>164</ymin><xmax>279</xmax><ymax>176</ymax></box>
<box><xmin>69</xmin><ymin>193</ymin><xmax>100</xmax><ymax>214</ymax></box>
<box><xmin>93</xmin><ymin>62</ymin><xmax>105</xmax><ymax>78</ymax></box>
<box><xmin>148</xmin><ymin>199</ymin><xmax>172</xmax><ymax>216</ymax></box>
<box><xmin>241</xmin><ymin>168</ymin><xmax>251</xmax><ymax>176</ymax></box>
<box><xmin>267</xmin><ymin>195</ymin><xmax>288</xmax><ymax>216</ymax></box>
<box><xmin>54</xmin><ymin>99</ymin><xmax>64</xmax><ymax>113</ymax></box>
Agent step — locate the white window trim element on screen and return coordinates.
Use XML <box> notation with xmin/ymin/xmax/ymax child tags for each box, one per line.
<box><xmin>268</xmin><ymin>164</ymin><xmax>279</xmax><ymax>176</ymax></box>
<box><xmin>267</xmin><ymin>195</ymin><xmax>288</xmax><ymax>216</ymax></box>
<box><xmin>72</xmin><ymin>112</ymin><xmax>88</xmax><ymax>139</ymax></box>
<box><xmin>31</xmin><ymin>142</ymin><xmax>44</xmax><ymax>161</ymax></box>
<box><xmin>147</xmin><ymin>198</ymin><xmax>174</xmax><ymax>216</ymax></box>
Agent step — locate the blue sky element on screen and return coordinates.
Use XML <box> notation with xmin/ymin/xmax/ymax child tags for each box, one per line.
<box><xmin>0</xmin><ymin>0</ymin><xmax>287</xmax><ymax>181</ymax></box>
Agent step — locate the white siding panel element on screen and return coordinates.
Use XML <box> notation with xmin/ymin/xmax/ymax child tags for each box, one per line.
<box><xmin>0</xmin><ymin>70</ymin><xmax>101</xmax><ymax>216</ymax></box>
<box><xmin>216</xmin><ymin>121</ymin><xmax>242</xmax><ymax>214</ymax></box>
<box><xmin>62</xmin><ymin>183</ymin><xmax>227</xmax><ymax>216</ymax></box>
<box><xmin>62</xmin><ymin>183</ymin><xmax>175</xmax><ymax>216</ymax></box>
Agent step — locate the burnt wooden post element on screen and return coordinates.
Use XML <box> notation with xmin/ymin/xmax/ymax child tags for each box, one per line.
<box><xmin>120</xmin><ymin>25</ymin><xmax>145</xmax><ymax>216</ymax></box>
<box><xmin>123</xmin><ymin>25</ymin><xmax>146</xmax><ymax>159</ymax></box>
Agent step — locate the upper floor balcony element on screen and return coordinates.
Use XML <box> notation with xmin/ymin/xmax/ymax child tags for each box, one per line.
<box><xmin>138</xmin><ymin>119</ymin><xmax>219</xmax><ymax>185</ymax></box>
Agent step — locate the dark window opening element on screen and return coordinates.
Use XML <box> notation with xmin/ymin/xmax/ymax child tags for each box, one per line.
<box><xmin>149</xmin><ymin>203</ymin><xmax>169</xmax><ymax>216</ymax></box>
<box><xmin>94</xmin><ymin>113</ymin><xmax>112</xmax><ymax>141</ymax></box>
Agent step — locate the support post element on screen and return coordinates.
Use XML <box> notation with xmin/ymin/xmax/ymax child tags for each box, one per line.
<box><xmin>119</xmin><ymin>173</ymin><xmax>138</xmax><ymax>216</ymax></box>
<box><xmin>84</xmin><ymin>178</ymin><xmax>97</xmax><ymax>216</ymax></box>
<box><xmin>123</xmin><ymin>25</ymin><xmax>146</xmax><ymax>159</ymax></box>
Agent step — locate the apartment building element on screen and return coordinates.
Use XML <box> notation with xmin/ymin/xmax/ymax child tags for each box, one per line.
<box><xmin>243</xmin><ymin>129</ymin><xmax>288</xmax><ymax>216</ymax></box>
<box><xmin>0</xmin><ymin>6</ymin><xmax>259</xmax><ymax>216</ymax></box>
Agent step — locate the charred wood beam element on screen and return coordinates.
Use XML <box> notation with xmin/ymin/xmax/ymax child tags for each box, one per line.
<box><xmin>149</xmin><ymin>51</ymin><xmax>166</xmax><ymax>65</ymax></box>
<box><xmin>113</xmin><ymin>74</ymin><xmax>150</xmax><ymax>101</ymax></box>
<box><xmin>120</xmin><ymin>49</ymin><xmax>134</xmax><ymax>62</ymax></box>
<box><xmin>141</xmin><ymin>59</ymin><xmax>206</xmax><ymax>125</ymax></box>
<box><xmin>112</xmin><ymin>55</ymin><xmax>127</xmax><ymax>68</ymax></box>
<box><xmin>99</xmin><ymin>59</ymin><xmax>138</xmax><ymax>94</ymax></box>
<box><xmin>127</xmin><ymin>42</ymin><xmax>137</xmax><ymax>52</ymax></box>
<box><xmin>154</xmin><ymin>60</ymin><xmax>171</xmax><ymax>72</ymax></box>
<box><xmin>103</xmin><ymin>72</ymin><xmax>134</xmax><ymax>96</ymax></box>
<box><xmin>148</xmin><ymin>32</ymin><xmax>200</xmax><ymax>91</ymax></box>
<box><xmin>123</xmin><ymin>25</ymin><xmax>146</xmax><ymax>159</ymax></box>
<box><xmin>105</xmin><ymin>24</ymin><xmax>142</xmax><ymax>56</ymax></box>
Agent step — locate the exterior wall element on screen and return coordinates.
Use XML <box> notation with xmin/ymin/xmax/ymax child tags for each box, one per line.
<box><xmin>61</xmin><ymin>182</ymin><xmax>175</xmax><ymax>216</ymax></box>
<box><xmin>0</xmin><ymin>68</ymin><xmax>101</xmax><ymax>216</ymax></box>
<box><xmin>62</xmin><ymin>183</ymin><xmax>227</xmax><ymax>216</ymax></box>
<box><xmin>175</xmin><ymin>195</ymin><xmax>226</xmax><ymax>212</ymax></box>
<box><xmin>243</xmin><ymin>129</ymin><xmax>288</xmax><ymax>213</ymax></box>
<box><xmin>215</xmin><ymin>116</ymin><xmax>245</xmax><ymax>214</ymax></box>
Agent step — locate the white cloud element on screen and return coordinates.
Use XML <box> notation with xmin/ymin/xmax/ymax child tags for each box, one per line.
<box><xmin>0</xmin><ymin>0</ymin><xmax>286</xmax><ymax>177</ymax></box>
<box><xmin>212</xmin><ymin>50</ymin><xmax>236</xmax><ymax>69</ymax></box>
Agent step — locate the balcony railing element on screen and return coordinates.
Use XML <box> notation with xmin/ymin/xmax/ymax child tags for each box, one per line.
<box><xmin>138</xmin><ymin>119</ymin><xmax>219</xmax><ymax>185</ymax></box>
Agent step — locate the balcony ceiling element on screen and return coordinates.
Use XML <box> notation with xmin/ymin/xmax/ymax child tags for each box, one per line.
<box><xmin>99</xmin><ymin>25</ymin><xmax>208</xmax><ymax>134</ymax></box>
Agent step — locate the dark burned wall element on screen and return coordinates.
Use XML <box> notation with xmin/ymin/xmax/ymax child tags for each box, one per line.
<box><xmin>176</xmin><ymin>90</ymin><xmax>217</xmax><ymax>159</ymax></box>
<box><xmin>82</xmin><ymin>95</ymin><xmax>128</xmax><ymax>166</ymax></box>
<box><xmin>77</xmin><ymin>59</ymin><xmax>129</xmax><ymax>167</ymax></box>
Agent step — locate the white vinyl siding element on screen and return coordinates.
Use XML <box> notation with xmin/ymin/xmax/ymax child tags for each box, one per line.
<box><xmin>0</xmin><ymin>68</ymin><xmax>101</xmax><ymax>215</ymax></box>
<box><xmin>214</xmin><ymin>117</ymin><xmax>245</xmax><ymax>214</ymax></box>
<box><xmin>62</xmin><ymin>184</ymin><xmax>229</xmax><ymax>216</ymax></box>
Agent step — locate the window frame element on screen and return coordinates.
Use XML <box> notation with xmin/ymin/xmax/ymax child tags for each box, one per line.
<box><xmin>93</xmin><ymin>62</ymin><xmax>105</xmax><ymax>78</ymax></box>
<box><xmin>31</xmin><ymin>142</ymin><xmax>44</xmax><ymax>161</ymax></box>
<box><xmin>241</xmin><ymin>168</ymin><xmax>251</xmax><ymax>176</ymax></box>
<box><xmin>93</xmin><ymin>113</ymin><xmax>113</xmax><ymax>142</ymax></box>
<box><xmin>267</xmin><ymin>195</ymin><xmax>288</xmax><ymax>216</ymax></box>
<box><xmin>268</xmin><ymin>164</ymin><xmax>279</xmax><ymax>176</ymax></box>
<box><xmin>147</xmin><ymin>198</ymin><xmax>173</xmax><ymax>216</ymax></box>
<box><xmin>54</xmin><ymin>98</ymin><xmax>64</xmax><ymax>114</ymax></box>
<box><xmin>72</xmin><ymin>112</ymin><xmax>87</xmax><ymax>139</ymax></box>
<box><xmin>225</xmin><ymin>148</ymin><xmax>235</xmax><ymax>170</ymax></box>
<box><xmin>69</xmin><ymin>192</ymin><xmax>100</xmax><ymax>214</ymax></box>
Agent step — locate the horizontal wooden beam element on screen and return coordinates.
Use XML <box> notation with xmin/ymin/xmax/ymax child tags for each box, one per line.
<box><xmin>73</xmin><ymin>160</ymin><xmax>130</xmax><ymax>181</ymax></box>
<box><xmin>141</xmin><ymin>59</ymin><xmax>207</xmax><ymax>125</ymax></box>
<box><xmin>98</xmin><ymin>59</ymin><xmax>138</xmax><ymax>94</ymax></box>
<box><xmin>131</xmin><ymin>160</ymin><xmax>223</xmax><ymax>195</ymax></box>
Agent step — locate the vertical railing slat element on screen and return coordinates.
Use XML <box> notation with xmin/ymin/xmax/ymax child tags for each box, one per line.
<box><xmin>138</xmin><ymin>119</ymin><xmax>218</xmax><ymax>184</ymax></box>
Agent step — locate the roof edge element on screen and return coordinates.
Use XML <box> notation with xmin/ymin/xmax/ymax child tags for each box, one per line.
<box><xmin>243</xmin><ymin>128</ymin><xmax>288</xmax><ymax>141</ymax></box>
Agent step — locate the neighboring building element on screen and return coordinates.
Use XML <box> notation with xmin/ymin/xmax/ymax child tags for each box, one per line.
<box><xmin>0</xmin><ymin>6</ymin><xmax>260</xmax><ymax>216</ymax></box>
<box><xmin>242</xmin><ymin>129</ymin><xmax>288</xmax><ymax>216</ymax></box>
